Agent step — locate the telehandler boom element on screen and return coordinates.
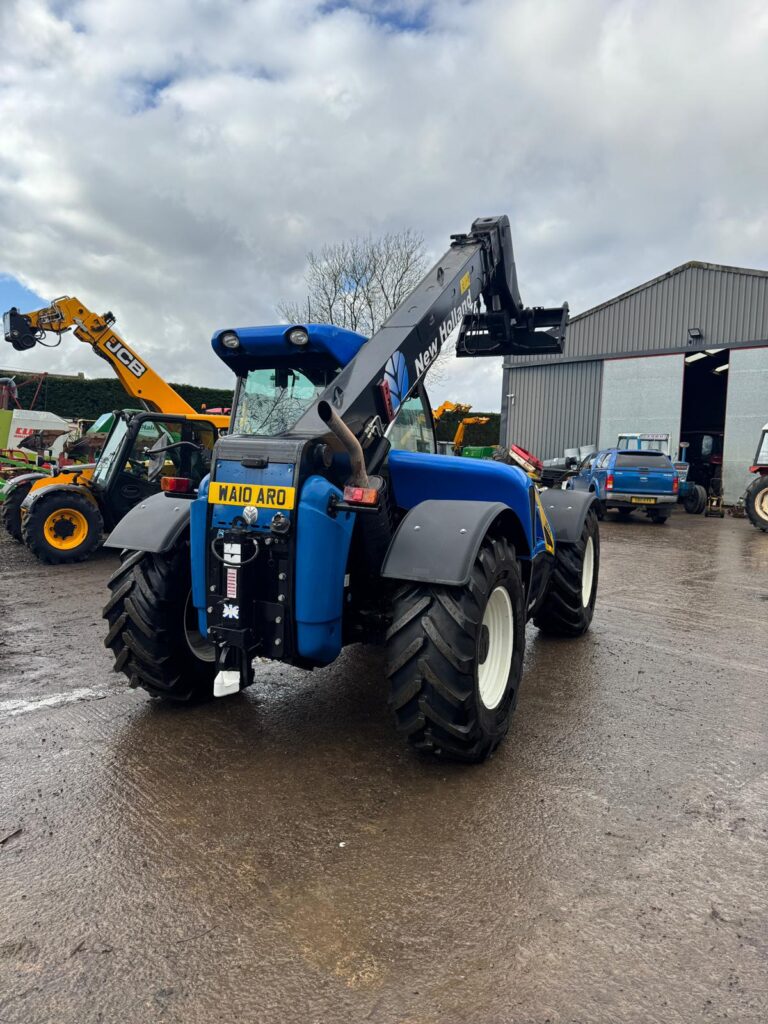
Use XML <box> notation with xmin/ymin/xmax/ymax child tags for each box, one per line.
<box><xmin>4</xmin><ymin>297</ymin><xmax>198</xmax><ymax>415</ymax></box>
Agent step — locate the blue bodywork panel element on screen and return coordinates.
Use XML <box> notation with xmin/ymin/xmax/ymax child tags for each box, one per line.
<box><xmin>295</xmin><ymin>476</ymin><xmax>356</xmax><ymax>664</ymax></box>
<box><xmin>211</xmin><ymin>323</ymin><xmax>368</xmax><ymax>374</ymax></box>
<box><xmin>387</xmin><ymin>449</ymin><xmax>542</xmax><ymax>558</ymax></box>
<box><xmin>190</xmin><ymin>476</ymin><xmax>210</xmax><ymax>636</ymax></box>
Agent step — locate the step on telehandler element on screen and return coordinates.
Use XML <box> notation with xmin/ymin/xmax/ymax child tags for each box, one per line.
<box><xmin>2</xmin><ymin>298</ymin><xmax>228</xmax><ymax>562</ymax></box>
<box><xmin>103</xmin><ymin>215</ymin><xmax>598</xmax><ymax>763</ymax></box>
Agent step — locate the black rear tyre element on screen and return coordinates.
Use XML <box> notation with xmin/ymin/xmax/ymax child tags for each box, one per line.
<box><xmin>1</xmin><ymin>483</ymin><xmax>31</xmax><ymax>541</ymax></box>
<box><xmin>745</xmin><ymin>475</ymin><xmax>768</xmax><ymax>532</ymax></box>
<box><xmin>649</xmin><ymin>510</ymin><xmax>669</xmax><ymax>524</ymax></box>
<box><xmin>386</xmin><ymin>534</ymin><xmax>525</xmax><ymax>763</ymax></box>
<box><xmin>22</xmin><ymin>489</ymin><xmax>103</xmax><ymax>564</ymax></box>
<box><xmin>103</xmin><ymin>543</ymin><xmax>217</xmax><ymax>701</ymax></box>
<box><xmin>683</xmin><ymin>484</ymin><xmax>707</xmax><ymax>514</ymax></box>
<box><xmin>534</xmin><ymin>507</ymin><xmax>599</xmax><ymax>637</ymax></box>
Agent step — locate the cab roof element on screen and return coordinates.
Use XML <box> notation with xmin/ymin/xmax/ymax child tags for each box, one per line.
<box><xmin>211</xmin><ymin>323</ymin><xmax>368</xmax><ymax>374</ymax></box>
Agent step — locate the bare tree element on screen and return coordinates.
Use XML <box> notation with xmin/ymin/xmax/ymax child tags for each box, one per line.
<box><xmin>277</xmin><ymin>229</ymin><xmax>428</xmax><ymax>338</ymax></box>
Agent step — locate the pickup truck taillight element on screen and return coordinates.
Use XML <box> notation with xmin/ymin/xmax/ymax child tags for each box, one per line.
<box><xmin>606</xmin><ymin>473</ymin><xmax>614</xmax><ymax>491</ymax></box>
<box><xmin>673</xmin><ymin>475</ymin><xmax>679</xmax><ymax>494</ymax></box>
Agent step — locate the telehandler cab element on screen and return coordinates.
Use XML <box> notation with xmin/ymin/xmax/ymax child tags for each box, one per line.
<box><xmin>2</xmin><ymin>298</ymin><xmax>228</xmax><ymax>560</ymax></box>
<box><xmin>104</xmin><ymin>215</ymin><xmax>598</xmax><ymax>763</ymax></box>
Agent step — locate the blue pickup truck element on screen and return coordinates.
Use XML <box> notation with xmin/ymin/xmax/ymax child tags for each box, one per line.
<box><xmin>567</xmin><ymin>447</ymin><xmax>679</xmax><ymax>523</ymax></box>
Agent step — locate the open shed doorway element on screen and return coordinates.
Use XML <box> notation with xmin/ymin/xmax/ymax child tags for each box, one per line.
<box><xmin>680</xmin><ymin>348</ymin><xmax>729</xmax><ymax>494</ymax></box>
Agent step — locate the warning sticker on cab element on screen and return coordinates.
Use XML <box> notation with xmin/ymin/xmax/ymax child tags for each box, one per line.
<box><xmin>208</xmin><ymin>482</ymin><xmax>296</xmax><ymax>509</ymax></box>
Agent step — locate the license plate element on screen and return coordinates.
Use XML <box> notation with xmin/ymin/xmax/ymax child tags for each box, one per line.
<box><xmin>208</xmin><ymin>481</ymin><xmax>296</xmax><ymax>509</ymax></box>
<box><xmin>630</xmin><ymin>496</ymin><xmax>656</xmax><ymax>504</ymax></box>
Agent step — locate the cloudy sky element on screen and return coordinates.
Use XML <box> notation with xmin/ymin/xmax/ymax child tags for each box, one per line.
<box><xmin>1</xmin><ymin>0</ymin><xmax>767</xmax><ymax>410</ymax></box>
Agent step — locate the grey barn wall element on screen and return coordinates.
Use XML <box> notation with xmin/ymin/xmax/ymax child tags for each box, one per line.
<box><xmin>503</xmin><ymin>360</ymin><xmax>602</xmax><ymax>459</ymax></box>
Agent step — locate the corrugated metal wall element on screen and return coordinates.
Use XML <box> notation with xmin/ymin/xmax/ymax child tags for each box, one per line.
<box><xmin>506</xmin><ymin>264</ymin><xmax>768</xmax><ymax>369</ymax></box>
<box><xmin>503</xmin><ymin>360</ymin><xmax>602</xmax><ymax>460</ymax></box>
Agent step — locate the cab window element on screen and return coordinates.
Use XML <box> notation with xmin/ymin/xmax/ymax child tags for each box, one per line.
<box><xmin>387</xmin><ymin>392</ymin><xmax>435</xmax><ymax>454</ymax></box>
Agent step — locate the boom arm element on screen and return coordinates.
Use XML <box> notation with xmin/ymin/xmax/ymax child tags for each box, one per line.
<box><xmin>291</xmin><ymin>214</ymin><xmax>567</xmax><ymax>445</ymax></box>
<box><xmin>3</xmin><ymin>297</ymin><xmax>197</xmax><ymax>416</ymax></box>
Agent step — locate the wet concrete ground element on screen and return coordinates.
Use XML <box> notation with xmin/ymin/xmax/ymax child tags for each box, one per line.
<box><xmin>1</xmin><ymin>511</ymin><xmax>766</xmax><ymax>1023</ymax></box>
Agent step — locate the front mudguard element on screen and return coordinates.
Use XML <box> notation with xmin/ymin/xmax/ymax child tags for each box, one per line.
<box><xmin>22</xmin><ymin>481</ymin><xmax>99</xmax><ymax>512</ymax></box>
<box><xmin>539</xmin><ymin>488</ymin><xmax>596</xmax><ymax>544</ymax></box>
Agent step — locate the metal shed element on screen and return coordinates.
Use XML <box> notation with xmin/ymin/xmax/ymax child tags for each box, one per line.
<box><xmin>500</xmin><ymin>262</ymin><xmax>768</xmax><ymax>502</ymax></box>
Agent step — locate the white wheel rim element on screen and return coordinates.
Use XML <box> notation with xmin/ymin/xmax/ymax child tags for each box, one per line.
<box><xmin>758</xmin><ymin>489</ymin><xmax>768</xmax><ymax>520</ymax></box>
<box><xmin>477</xmin><ymin>585</ymin><xmax>514</xmax><ymax>710</ymax></box>
<box><xmin>581</xmin><ymin>537</ymin><xmax>595</xmax><ymax>607</ymax></box>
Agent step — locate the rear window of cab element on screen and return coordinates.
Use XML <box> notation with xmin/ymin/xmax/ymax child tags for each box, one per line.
<box><xmin>615</xmin><ymin>452</ymin><xmax>672</xmax><ymax>468</ymax></box>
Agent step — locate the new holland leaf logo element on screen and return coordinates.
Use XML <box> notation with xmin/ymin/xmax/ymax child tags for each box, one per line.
<box><xmin>383</xmin><ymin>351</ymin><xmax>409</xmax><ymax>410</ymax></box>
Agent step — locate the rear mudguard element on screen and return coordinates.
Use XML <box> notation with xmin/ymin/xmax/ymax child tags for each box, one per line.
<box><xmin>103</xmin><ymin>489</ymin><xmax>192</xmax><ymax>553</ymax></box>
<box><xmin>381</xmin><ymin>500</ymin><xmax>525</xmax><ymax>587</ymax></box>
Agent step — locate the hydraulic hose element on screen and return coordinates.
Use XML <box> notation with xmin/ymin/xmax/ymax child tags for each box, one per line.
<box><xmin>317</xmin><ymin>400</ymin><xmax>369</xmax><ymax>487</ymax></box>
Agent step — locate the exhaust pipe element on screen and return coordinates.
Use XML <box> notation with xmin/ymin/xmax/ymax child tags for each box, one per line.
<box><xmin>317</xmin><ymin>400</ymin><xmax>369</xmax><ymax>487</ymax></box>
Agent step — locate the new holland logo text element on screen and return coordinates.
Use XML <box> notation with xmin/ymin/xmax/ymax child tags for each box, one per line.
<box><xmin>414</xmin><ymin>293</ymin><xmax>474</xmax><ymax>378</ymax></box>
<box><xmin>208</xmin><ymin>482</ymin><xmax>296</xmax><ymax>509</ymax></box>
<box><xmin>105</xmin><ymin>338</ymin><xmax>146</xmax><ymax>378</ymax></box>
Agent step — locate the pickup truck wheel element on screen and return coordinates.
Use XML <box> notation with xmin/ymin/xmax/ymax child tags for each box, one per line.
<box><xmin>745</xmin><ymin>475</ymin><xmax>768</xmax><ymax>532</ymax></box>
<box><xmin>386</xmin><ymin>534</ymin><xmax>525</xmax><ymax>763</ymax></box>
<box><xmin>649</xmin><ymin>510</ymin><xmax>669</xmax><ymax>524</ymax></box>
<box><xmin>103</xmin><ymin>543</ymin><xmax>217</xmax><ymax>702</ymax></box>
<box><xmin>1</xmin><ymin>483</ymin><xmax>31</xmax><ymax>541</ymax></box>
<box><xmin>534</xmin><ymin>507</ymin><xmax>599</xmax><ymax>637</ymax></box>
<box><xmin>616</xmin><ymin>508</ymin><xmax>632</xmax><ymax>519</ymax></box>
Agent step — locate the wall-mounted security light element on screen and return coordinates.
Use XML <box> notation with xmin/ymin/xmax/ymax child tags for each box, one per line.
<box><xmin>684</xmin><ymin>352</ymin><xmax>707</xmax><ymax>364</ymax></box>
<box><xmin>688</xmin><ymin>327</ymin><xmax>703</xmax><ymax>341</ymax></box>
<box><xmin>712</xmin><ymin>363</ymin><xmax>729</xmax><ymax>375</ymax></box>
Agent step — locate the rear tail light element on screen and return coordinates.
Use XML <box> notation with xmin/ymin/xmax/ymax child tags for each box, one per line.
<box><xmin>606</xmin><ymin>474</ymin><xmax>614</xmax><ymax>491</ymax></box>
<box><xmin>673</xmin><ymin>475</ymin><xmax>679</xmax><ymax>493</ymax></box>
<box><xmin>161</xmin><ymin>476</ymin><xmax>193</xmax><ymax>494</ymax></box>
<box><xmin>343</xmin><ymin>485</ymin><xmax>379</xmax><ymax>507</ymax></box>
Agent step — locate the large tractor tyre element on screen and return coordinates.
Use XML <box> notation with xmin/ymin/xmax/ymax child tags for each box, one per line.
<box><xmin>1</xmin><ymin>483</ymin><xmax>32</xmax><ymax>542</ymax></box>
<box><xmin>534</xmin><ymin>507</ymin><xmax>599</xmax><ymax>637</ymax></box>
<box><xmin>745</xmin><ymin>475</ymin><xmax>768</xmax><ymax>532</ymax></box>
<box><xmin>386</xmin><ymin>535</ymin><xmax>525</xmax><ymax>764</ymax></box>
<box><xmin>683</xmin><ymin>484</ymin><xmax>707</xmax><ymax>515</ymax></box>
<box><xmin>103</xmin><ymin>543</ymin><xmax>217</xmax><ymax>702</ymax></box>
<box><xmin>22</xmin><ymin>491</ymin><xmax>103</xmax><ymax>564</ymax></box>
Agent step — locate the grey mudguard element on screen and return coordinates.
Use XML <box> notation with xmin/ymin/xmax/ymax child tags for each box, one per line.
<box><xmin>540</xmin><ymin>488</ymin><xmax>595</xmax><ymax>544</ymax></box>
<box><xmin>381</xmin><ymin>500</ymin><xmax>514</xmax><ymax>587</ymax></box>
<box><xmin>104</xmin><ymin>490</ymin><xmax>192</xmax><ymax>553</ymax></box>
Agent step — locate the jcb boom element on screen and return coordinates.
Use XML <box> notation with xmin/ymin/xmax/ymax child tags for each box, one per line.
<box><xmin>4</xmin><ymin>297</ymin><xmax>197</xmax><ymax>415</ymax></box>
<box><xmin>104</xmin><ymin>215</ymin><xmax>599</xmax><ymax>764</ymax></box>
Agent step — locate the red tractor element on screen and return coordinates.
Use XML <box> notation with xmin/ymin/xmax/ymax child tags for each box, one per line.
<box><xmin>745</xmin><ymin>422</ymin><xmax>768</xmax><ymax>532</ymax></box>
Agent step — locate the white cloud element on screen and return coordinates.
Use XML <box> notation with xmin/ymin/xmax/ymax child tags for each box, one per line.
<box><xmin>1</xmin><ymin>0</ymin><xmax>767</xmax><ymax>412</ymax></box>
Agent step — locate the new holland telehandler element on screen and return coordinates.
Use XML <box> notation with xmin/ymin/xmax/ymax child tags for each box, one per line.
<box><xmin>2</xmin><ymin>298</ymin><xmax>228</xmax><ymax>562</ymax></box>
<box><xmin>103</xmin><ymin>215</ymin><xmax>599</xmax><ymax>764</ymax></box>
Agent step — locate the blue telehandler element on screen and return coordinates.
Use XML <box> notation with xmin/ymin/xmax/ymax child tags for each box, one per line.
<box><xmin>103</xmin><ymin>216</ymin><xmax>599</xmax><ymax>762</ymax></box>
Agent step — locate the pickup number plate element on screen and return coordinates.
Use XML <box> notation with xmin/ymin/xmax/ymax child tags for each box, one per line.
<box><xmin>630</xmin><ymin>496</ymin><xmax>656</xmax><ymax>504</ymax></box>
<box><xmin>208</xmin><ymin>482</ymin><xmax>296</xmax><ymax>509</ymax></box>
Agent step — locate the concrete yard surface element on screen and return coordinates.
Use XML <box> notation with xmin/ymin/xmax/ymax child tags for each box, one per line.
<box><xmin>0</xmin><ymin>512</ymin><xmax>767</xmax><ymax>1023</ymax></box>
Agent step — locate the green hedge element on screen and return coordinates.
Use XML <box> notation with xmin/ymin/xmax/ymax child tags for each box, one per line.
<box><xmin>0</xmin><ymin>369</ymin><xmax>232</xmax><ymax>421</ymax></box>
